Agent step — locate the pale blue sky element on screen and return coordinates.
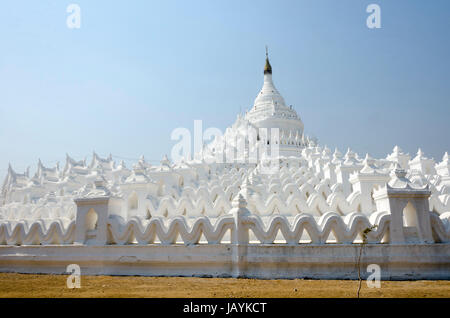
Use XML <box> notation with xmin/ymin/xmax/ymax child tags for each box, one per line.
<box><xmin>0</xmin><ymin>0</ymin><xmax>449</xmax><ymax>181</ymax></box>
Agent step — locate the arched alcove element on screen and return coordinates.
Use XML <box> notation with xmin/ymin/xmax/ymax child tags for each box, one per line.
<box><xmin>403</xmin><ymin>201</ymin><xmax>418</xmax><ymax>227</ymax></box>
<box><xmin>85</xmin><ymin>208</ymin><xmax>98</xmax><ymax>231</ymax></box>
<box><xmin>179</xmin><ymin>176</ymin><xmax>184</xmax><ymax>188</ymax></box>
<box><xmin>128</xmin><ymin>192</ymin><xmax>138</xmax><ymax>211</ymax></box>
<box><xmin>157</xmin><ymin>182</ymin><xmax>164</xmax><ymax>196</ymax></box>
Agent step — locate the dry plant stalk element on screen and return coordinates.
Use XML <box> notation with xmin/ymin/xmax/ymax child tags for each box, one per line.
<box><xmin>357</xmin><ymin>225</ymin><xmax>377</xmax><ymax>298</ymax></box>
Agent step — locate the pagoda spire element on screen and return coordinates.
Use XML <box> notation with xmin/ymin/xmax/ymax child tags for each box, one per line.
<box><xmin>264</xmin><ymin>46</ymin><xmax>272</xmax><ymax>74</ymax></box>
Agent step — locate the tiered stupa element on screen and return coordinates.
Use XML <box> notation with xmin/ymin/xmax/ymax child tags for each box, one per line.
<box><xmin>245</xmin><ymin>49</ymin><xmax>304</xmax><ymax>156</ymax></box>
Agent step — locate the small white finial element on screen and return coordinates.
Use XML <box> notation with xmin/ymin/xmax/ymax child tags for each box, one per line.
<box><xmin>417</xmin><ymin>148</ymin><xmax>423</xmax><ymax>157</ymax></box>
<box><xmin>232</xmin><ymin>193</ymin><xmax>248</xmax><ymax>209</ymax></box>
<box><xmin>393</xmin><ymin>163</ymin><xmax>407</xmax><ymax>178</ymax></box>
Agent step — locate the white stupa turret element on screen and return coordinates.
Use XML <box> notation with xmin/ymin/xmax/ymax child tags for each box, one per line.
<box><xmin>245</xmin><ymin>48</ymin><xmax>304</xmax><ymax>156</ymax></box>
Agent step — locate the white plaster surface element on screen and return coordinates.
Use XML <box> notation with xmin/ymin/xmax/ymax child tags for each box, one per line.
<box><xmin>0</xmin><ymin>56</ymin><xmax>449</xmax><ymax>279</ymax></box>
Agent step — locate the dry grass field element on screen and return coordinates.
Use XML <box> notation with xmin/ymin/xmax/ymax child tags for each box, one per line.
<box><xmin>0</xmin><ymin>273</ymin><xmax>449</xmax><ymax>298</ymax></box>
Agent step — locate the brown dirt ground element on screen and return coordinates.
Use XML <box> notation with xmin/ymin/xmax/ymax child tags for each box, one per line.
<box><xmin>0</xmin><ymin>273</ymin><xmax>449</xmax><ymax>298</ymax></box>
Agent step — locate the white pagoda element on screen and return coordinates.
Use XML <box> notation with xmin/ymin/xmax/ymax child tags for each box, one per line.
<box><xmin>0</xmin><ymin>52</ymin><xmax>449</xmax><ymax>279</ymax></box>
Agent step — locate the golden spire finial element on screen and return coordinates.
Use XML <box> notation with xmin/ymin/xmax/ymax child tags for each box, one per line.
<box><xmin>264</xmin><ymin>45</ymin><xmax>272</xmax><ymax>74</ymax></box>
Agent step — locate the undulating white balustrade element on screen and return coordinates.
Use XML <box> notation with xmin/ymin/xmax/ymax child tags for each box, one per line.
<box><xmin>1</xmin><ymin>203</ymin><xmax>449</xmax><ymax>246</ymax></box>
<box><xmin>0</xmin><ymin>220</ymin><xmax>75</xmax><ymax>245</ymax></box>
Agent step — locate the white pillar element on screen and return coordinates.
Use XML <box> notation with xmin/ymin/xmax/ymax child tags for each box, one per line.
<box><xmin>373</xmin><ymin>167</ymin><xmax>433</xmax><ymax>244</ymax></box>
<box><xmin>229</xmin><ymin>193</ymin><xmax>250</xmax><ymax>277</ymax></box>
<box><xmin>323</xmin><ymin>162</ymin><xmax>337</xmax><ymax>185</ymax></box>
<box><xmin>336</xmin><ymin>164</ymin><xmax>362</xmax><ymax>197</ymax></box>
<box><xmin>349</xmin><ymin>166</ymin><xmax>390</xmax><ymax>215</ymax></box>
<box><xmin>74</xmin><ymin>197</ymin><xmax>110</xmax><ymax>245</ymax></box>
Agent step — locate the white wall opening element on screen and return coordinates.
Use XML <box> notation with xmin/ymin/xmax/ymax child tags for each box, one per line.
<box><xmin>128</xmin><ymin>192</ymin><xmax>138</xmax><ymax>211</ymax></box>
<box><xmin>403</xmin><ymin>201</ymin><xmax>418</xmax><ymax>227</ymax></box>
<box><xmin>85</xmin><ymin>208</ymin><xmax>98</xmax><ymax>231</ymax></box>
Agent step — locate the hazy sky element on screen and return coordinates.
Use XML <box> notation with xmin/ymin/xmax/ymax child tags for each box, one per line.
<box><xmin>0</xmin><ymin>0</ymin><xmax>449</xmax><ymax>181</ymax></box>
